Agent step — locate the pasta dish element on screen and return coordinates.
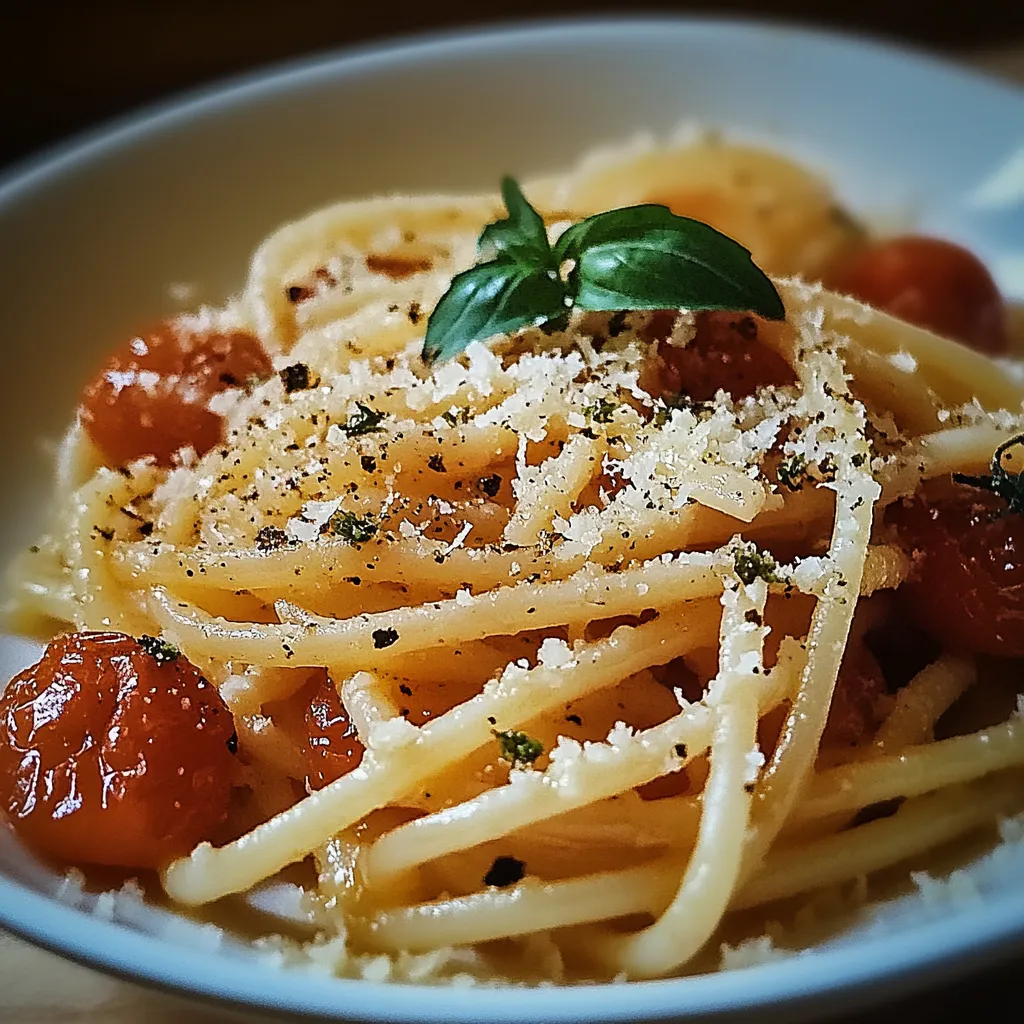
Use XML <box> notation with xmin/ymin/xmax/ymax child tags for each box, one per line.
<box><xmin>2</xmin><ymin>135</ymin><xmax>1023</xmax><ymax>984</ymax></box>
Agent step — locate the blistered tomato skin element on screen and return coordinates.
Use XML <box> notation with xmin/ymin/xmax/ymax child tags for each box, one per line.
<box><xmin>303</xmin><ymin>672</ymin><xmax>365</xmax><ymax>790</ymax></box>
<box><xmin>0</xmin><ymin>632</ymin><xmax>236</xmax><ymax>870</ymax></box>
<box><xmin>836</xmin><ymin>236</ymin><xmax>1007</xmax><ymax>354</ymax></box>
<box><xmin>888</xmin><ymin>494</ymin><xmax>1024</xmax><ymax>658</ymax></box>
<box><xmin>79</xmin><ymin>322</ymin><xmax>273</xmax><ymax>467</ymax></box>
<box><xmin>651</xmin><ymin>311</ymin><xmax>796</xmax><ymax>403</ymax></box>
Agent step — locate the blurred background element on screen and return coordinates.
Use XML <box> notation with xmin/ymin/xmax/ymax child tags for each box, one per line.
<box><xmin>2</xmin><ymin>1</ymin><xmax>1023</xmax><ymax>173</ymax></box>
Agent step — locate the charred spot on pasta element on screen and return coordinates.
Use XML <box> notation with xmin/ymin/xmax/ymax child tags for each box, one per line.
<box><xmin>427</xmin><ymin>454</ymin><xmax>447</xmax><ymax>473</ymax></box>
<box><xmin>366</xmin><ymin>253</ymin><xmax>433</xmax><ymax>279</ymax></box>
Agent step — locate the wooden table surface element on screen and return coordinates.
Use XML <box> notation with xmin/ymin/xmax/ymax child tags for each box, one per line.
<box><xmin>1</xmin><ymin>36</ymin><xmax>1022</xmax><ymax>1024</ymax></box>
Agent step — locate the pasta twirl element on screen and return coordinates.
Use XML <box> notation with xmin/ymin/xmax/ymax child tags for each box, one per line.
<box><xmin>4</xmin><ymin>134</ymin><xmax>1024</xmax><ymax>986</ymax></box>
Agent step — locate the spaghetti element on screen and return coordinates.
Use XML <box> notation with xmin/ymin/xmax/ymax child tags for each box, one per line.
<box><xmin>3</xmin><ymin>135</ymin><xmax>1024</xmax><ymax>984</ymax></box>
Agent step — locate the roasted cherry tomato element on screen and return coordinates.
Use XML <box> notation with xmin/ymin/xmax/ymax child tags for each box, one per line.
<box><xmin>761</xmin><ymin>593</ymin><xmax>887</xmax><ymax>751</ymax></box>
<box><xmin>835</xmin><ymin>236</ymin><xmax>1007</xmax><ymax>354</ymax></box>
<box><xmin>888</xmin><ymin>492</ymin><xmax>1024</xmax><ymax>657</ymax></box>
<box><xmin>80</xmin><ymin>320</ymin><xmax>273</xmax><ymax>466</ymax></box>
<box><xmin>301</xmin><ymin>672</ymin><xmax>364</xmax><ymax>790</ymax></box>
<box><xmin>0</xmin><ymin>632</ymin><xmax>236</xmax><ymax>869</ymax></box>
<box><xmin>271</xmin><ymin>671</ymin><xmax>364</xmax><ymax>792</ymax></box>
<box><xmin>651</xmin><ymin>310</ymin><xmax>796</xmax><ymax>403</ymax></box>
<box><xmin>822</xmin><ymin>640</ymin><xmax>886</xmax><ymax>748</ymax></box>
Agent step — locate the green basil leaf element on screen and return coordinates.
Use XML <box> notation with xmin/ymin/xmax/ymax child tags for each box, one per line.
<box><xmin>424</xmin><ymin>181</ymin><xmax>787</xmax><ymax>366</ymax></box>
<box><xmin>561</xmin><ymin>210</ymin><xmax>785</xmax><ymax>321</ymax></box>
<box><xmin>422</xmin><ymin>259</ymin><xmax>568</xmax><ymax>364</ymax></box>
<box><xmin>553</xmin><ymin>204</ymin><xmax>680</xmax><ymax>261</ymax></box>
<box><xmin>478</xmin><ymin>177</ymin><xmax>552</xmax><ymax>262</ymax></box>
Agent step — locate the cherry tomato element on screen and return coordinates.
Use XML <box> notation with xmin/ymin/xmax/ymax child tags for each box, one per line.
<box><xmin>641</xmin><ymin>634</ymin><xmax>885</xmax><ymax>775</ymax></box>
<box><xmin>284</xmin><ymin>672</ymin><xmax>481</xmax><ymax>787</ymax></box>
<box><xmin>0</xmin><ymin>632</ymin><xmax>236</xmax><ymax>869</ymax></box>
<box><xmin>762</xmin><ymin>593</ymin><xmax>886</xmax><ymax>750</ymax></box>
<box><xmin>272</xmin><ymin>671</ymin><xmax>364</xmax><ymax>791</ymax></box>
<box><xmin>301</xmin><ymin>672</ymin><xmax>364</xmax><ymax>790</ymax></box>
<box><xmin>821</xmin><ymin>640</ymin><xmax>886</xmax><ymax>748</ymax></box>
<box><xmin>80</xmin><ymin>321</ymin><xmax>273</xmax><ymax>466</ymax></box>
<box><xmin>634</xmin><ymin>657</ymin><xmax>703</xmax><ymax>800</ymax></box>
<box><xmin>888</xmin><ymin>492</ymin><xmax>1024</xmax><ymax>657</ymax></box>
<box><xmin>652</xmin><ymin>311</ymin><xmax>796</xmax><ymax>403</ymax></box>
<box><xmin>835</xmin><ymin>236</ymin><xmax>1007</xmax><ymax>354</ymax></box>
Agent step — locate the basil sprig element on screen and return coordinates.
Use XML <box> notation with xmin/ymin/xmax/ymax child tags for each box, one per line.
<box><xmin>422</xmin><ymin>177</ymin><xmax>785</xmax><ymax>365</ymax></box>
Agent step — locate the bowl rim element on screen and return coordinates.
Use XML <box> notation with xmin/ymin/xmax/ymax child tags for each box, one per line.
<box><xmin>2</xmin><ymin>12</ymin><xmax>1021</xmax><ymax>203</ymax></box>
<box><xmin>1</xmin><ymin>13</ymin><xmax>1024</xmax><ymax>1022</ymax></box>
<box><xmin>4</xmin><ymin>866</ymin><xmax>1024</xmax><ymax>1023</ymax></box>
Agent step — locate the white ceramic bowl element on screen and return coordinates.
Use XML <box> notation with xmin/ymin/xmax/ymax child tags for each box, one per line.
<box><xmin>1</xmin><ymin>17</ymin><xmax>1023</xmax><ymax>1022</ymax></box>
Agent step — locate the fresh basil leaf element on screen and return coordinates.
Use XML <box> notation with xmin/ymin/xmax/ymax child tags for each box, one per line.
<box><xmin>561</xmin><ymin>210</ymin><xmax>785</xmax><ymax>321</ymax></box>
<box><xmin>553</xmin><ymin>204</ymin><xmax>680</xmax><ymax>261</ymax></box>
<box><xmin>478</xmin><ymin>177</ymin><xmax>553</xmax><ymax>262</ymax></box>
<box><xmin>423</xmin><ymin>181</ymin><xmax>787</xmax><ymax>365</ymax></box>
<box><xmin>422</xmin><ymin>259</ymin><xmax>568</xmax><ymax>364</ymax></box>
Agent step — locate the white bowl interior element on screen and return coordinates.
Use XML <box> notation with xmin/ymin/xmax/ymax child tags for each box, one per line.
<box><xmin>1</xmin><ymin>17</ymin><xmax>1024</xmax><ymax>1022</ymax></box>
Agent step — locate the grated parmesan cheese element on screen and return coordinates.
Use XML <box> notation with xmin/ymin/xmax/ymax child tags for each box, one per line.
<box><xmin>719</xmin><ymin>935</ymin><xmax>788</xmax><ymax>970</ymax></box>
<box><xmin>285</xmin><ymin>497</ymin><xmax>343</xmax><ymax>543</ymax></box>
<box><xmin>887</xmin><ymin>350</ymin><xmax>918</xmax><ymax>373</ymax></box>
<box><xmin>537</xmin><ymin>637</ymin><xmax>577</xmax><ymax>670</ymax></box>
<box><xmin>743</xmin><ymin>748</ymin><xmax>765</xmax><ymax>785</ymax></box>
<box><xmin>440</xmin><ymin>522</ymin><xmax>473</xmax><ymax>556</ymax></box>
<box><xmin>911</xmin><ymin>869</ymin><xmax>983</xmax><ymax>908</ymax></box>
